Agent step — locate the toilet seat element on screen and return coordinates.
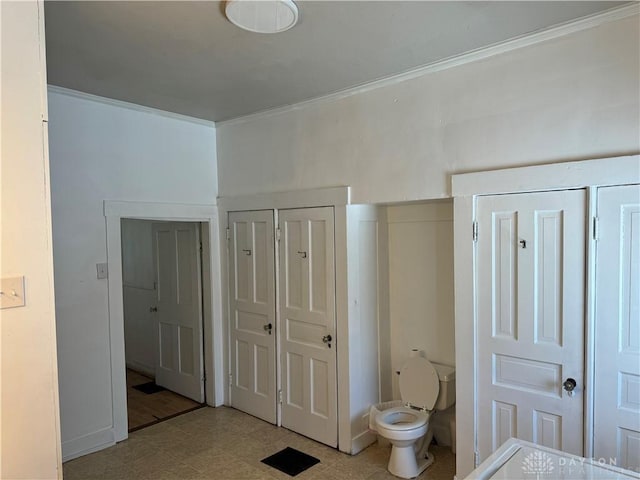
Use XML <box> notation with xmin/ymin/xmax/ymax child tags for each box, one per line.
<box><xmin>377</xmin><ymin>406</ymin><xmax>430</xmax><ymax>431</ymax></box>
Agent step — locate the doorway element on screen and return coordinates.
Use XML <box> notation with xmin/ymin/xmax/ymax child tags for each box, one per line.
<box><xmin>121</xmin><ymin>219</ymin><xmax>205</xmax><ymax>431</ymax></box>
<box><xmin>104</xmin><ymin>200</ymin><xmax>224</xmax><ymax>445</ymax></box>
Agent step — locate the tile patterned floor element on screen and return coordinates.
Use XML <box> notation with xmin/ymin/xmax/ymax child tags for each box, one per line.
<box><xmin>63</xmin><ymin>407</ymin><xmax>456</xmax><ymax>480</ymax></box>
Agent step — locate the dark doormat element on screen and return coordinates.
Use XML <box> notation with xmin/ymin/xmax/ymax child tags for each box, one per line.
<box><xmin>261</xmin><ymin>447</ymin><xmax>320</xmax><ymax>477</ymax></box>
<box><xmin>132</xmin><ymin>382</ymin><xmax>166</xmax><ymax>394</ymax></box>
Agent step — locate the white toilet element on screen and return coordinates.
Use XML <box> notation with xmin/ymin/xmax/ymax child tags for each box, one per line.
<box><xmin>370</xmin><ymin>357</ymin><xmax>456</xmax><ymax>479</ymax></box>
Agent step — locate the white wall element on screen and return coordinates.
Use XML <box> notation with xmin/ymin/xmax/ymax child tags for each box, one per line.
<box><xmin>121</xmin><ymin>219</ymin><xmax>155</xmax><ymax>376</ymax></box>
<box><xmin>217</xmin><ymin>15</ymin><xmax>640</xmax><ymax>204</ymax></box>
<box><xmin>0</xmin><ymin>1</ymin><xmax>62</xmax><ymax>478</ymax></box>
<box><xmin>386</xmin><ymin>202</ymin><xmax>455</xmax><ymax>400</ymax></box>
<box><xmin>47</xmin><ymin>90</ymin><xmax>217</xmax><ymax>460</ymax></box>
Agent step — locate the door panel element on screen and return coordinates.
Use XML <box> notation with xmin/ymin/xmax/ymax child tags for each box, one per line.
<box><xmin>593</xmin><ymin>184</ymin><xmax>640</xmax><ymax>472</ymax></box>
<box><xmin>477</xmin><ymin>190</ymin><xmax>585</xmax><ymax>460</ymax></box>
<box><xmin>152</xmin><ymin>222</ymin><xmax>204</xmax><ymax>402</ymax></box>
<box><xmin>279</xmin><ymin>207</ymin><xmax>337</xmax><ymax>447</ymax></box>
<box><xmin>229</xmin><ymin>210</ymin><xmax>277</xmax><ymax>423</ymax></box>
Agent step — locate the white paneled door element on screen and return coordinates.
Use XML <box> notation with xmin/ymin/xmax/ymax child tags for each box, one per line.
<box><xmin>228</xmin><ymin>211</ymin><xmax>277</xmax><ymax>423</ymax></box>
<box><xmin>152</xmin><ymin>222</ymin><xmax>204</xmax><ymax>402</ymax></box>
<box><xmin>279</xmin><ymin>207</ymin><xmax>338</xmax><ymax>447</ymax></box>
<box><xmin>593</xmin><ymin>184</ymin><xmax>640</xmax><ymax>472</ymax></box>
<box><xmin>476</xmin><ymin>190</ymin><xmax>586</xmax><ymax>461</ymax></box>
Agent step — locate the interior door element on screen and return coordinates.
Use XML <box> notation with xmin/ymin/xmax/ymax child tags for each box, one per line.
<box><xmin>593</xmin><ymin>184</ymin><xmax>640</xmax><ymax>472</ymax></box>
<box><xmin>279</xmin><ymin>207</ymin><xmax>338</xmax><ymax>447</ymax></box>
<box><xmin>476</xmin><ymin>190</ymin><xmax>586</xmax><ymax>461</ymax></box>
<box><xmin>152</xmin><ymin>222</ymin><xmax>204</xmax><ymax>402</ymax></box>
<box><xmin>228</xmin><ymin>210</ymin><xmax>277</xmax><ymax>423</ymax></box>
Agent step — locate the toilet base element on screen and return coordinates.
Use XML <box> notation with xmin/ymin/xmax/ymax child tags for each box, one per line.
<box><xmin>388</xmin><ymin>446</ymin><xmax>434</xmax><ymax>479</ymax></box>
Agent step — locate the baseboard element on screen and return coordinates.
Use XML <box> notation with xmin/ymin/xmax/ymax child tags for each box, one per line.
<box><xmin>125</xmin><ymin>360</ymin><xmax>154</xmax><ymax>378</ymax></box>
<box><xmin>62</xmin><ymin>428</ymin><xmax>115</xmax><ymax>462</ymax></box>
<box><xmin>350</xmin><ymin>429</ymin><xmax>377</xmax><ymax>455</ymax></box>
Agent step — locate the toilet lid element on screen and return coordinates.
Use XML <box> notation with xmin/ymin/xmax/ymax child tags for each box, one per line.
<box><xmin>399</xmin><ymin>357</ymin><xmax>440</xmax><ymax>410</ymax></box>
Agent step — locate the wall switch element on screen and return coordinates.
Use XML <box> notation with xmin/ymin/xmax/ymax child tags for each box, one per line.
<box><xmin>96</xmin><ymin>263</ymin><xmax>108</xmax><ymax>279</ymax></box>
<box><xmin>0</xmin><ymin>276</ymin><xmax>26</xmax><ymax>309</ymax></box>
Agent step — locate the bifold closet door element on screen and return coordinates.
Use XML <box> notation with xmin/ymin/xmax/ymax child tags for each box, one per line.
<box><xmin>476</xmin><ymin>190</ymin><xmax>586</xmax><ymax>461</ymax></box>
<box><xmin>279</xmin><ymin>207</ymin><xmax>338</xmax><ymax>447</ymax></box>
<box><xmin>593</xmin><ymin>184</ymin><xmax>640</xmax><ymax>472</ymax></box>
<box><xmin>229</xmin><ymin>210</ymin><xmax>277</xmax><ymax>424</ymax></box>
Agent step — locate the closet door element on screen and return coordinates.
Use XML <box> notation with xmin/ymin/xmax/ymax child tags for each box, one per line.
<box><xmin>229</xmin><ymin>210</ymin><xmax>277</xmax><ymax>423</ymax></box>
<box><xmin>593</xmin><ymin>184</ymin><xmax>640</xmax><ymax>472</ymax></box>
<box><xmin>476</xmin><ymin>190</ymin><xmax>586</xmax><ymax>461</ymax></box>
<box><xmin>279</xmin><ymin>207</ymin><xmax>337</xmax><ymax>447</ymax></box>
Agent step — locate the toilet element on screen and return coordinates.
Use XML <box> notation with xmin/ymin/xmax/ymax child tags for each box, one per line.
<box><xmin>370</xmin><ymin>357</ymin><xmax>456</xmax><ymax>479</ymax></box>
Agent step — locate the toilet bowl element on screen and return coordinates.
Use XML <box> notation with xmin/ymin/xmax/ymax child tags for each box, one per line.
<box><xmin>370</xmin><ymin>358</ymin><xmax>455</xmax><ymax>479</ymax></box>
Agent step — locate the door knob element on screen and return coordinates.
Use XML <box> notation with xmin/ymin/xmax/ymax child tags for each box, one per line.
<box><xmin>563</xmin><ymin>378</ymin><xmax>577</xmax><ymax>397</ymax></box>
<box><xmin>322</xmin><ymin>334</ymin><xmax>332</xmax><ymax>348</ymax></box>
<box><xmin>149</xmin><ymin>306</ymin><xmax>158</xmax><ymax>312</ymax></box>
<box><xmin>263</xmin><ymin>323</ymin><xmax>272</xmax><ymax>335</ymax></box>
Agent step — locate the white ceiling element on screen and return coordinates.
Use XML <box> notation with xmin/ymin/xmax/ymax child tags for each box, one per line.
<box><xmin>44</xmin><ymin>1</ymin><xmax>626</xmax><ymax>122</ymax></box>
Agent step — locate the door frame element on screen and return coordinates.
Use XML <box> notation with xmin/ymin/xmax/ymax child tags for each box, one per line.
<box><xmin>451</xmin><ymin>154</ymin><xmax>640</xmax><ymax>478</ymax></box>
<box><xmin>104</xmin><ymin>200</ymin><xmax>224</xmax><ymax>443</ymax></box>
<box><xmin>218</xmin><ymin>187</ymin><xmax>352</xmax><ymax>452</ymax></box>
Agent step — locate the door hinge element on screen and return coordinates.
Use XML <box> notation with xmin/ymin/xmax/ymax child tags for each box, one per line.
<box><xmin>472</xmin><ymin>221</ymin><xmax>478</xmax><ymax>243</ymax></box>
<box><xmin>226</xmin><ymin>228</ymin><xmax>231</xmax><ymax>242</ymax></box>
<box><xmin>474</xmin><ymin>451</ymin><xmax>480</xmax><ymax>467</ymax></box>
<box><xmin>275</xmin><ymin>227</ymin><xmax>281</xmax><ymax>243</ymax></box>
<box><xmin>228</xmin><ymin>373</ymin><xmax>233</xmax><ymax>387</ymax></box>
<box><xmin>278</xmin><ymin>389</ymin><xmax>283</xmax><ymax>404</ymax></box>
<box><xmin>199</xmin><ymin>241</ymin><xmax>203</xmax><ymax>253</ymax></box>
<box><xmin>592</xmin><ymin>216</ymin><xmax>599</xmax><ymax>241</ymax></box>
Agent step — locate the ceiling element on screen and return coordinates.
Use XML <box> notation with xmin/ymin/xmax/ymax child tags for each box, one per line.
<box><xmin>44</xmin><ymin>1</ymin><xmax>626</xmax><ymax>122</ymax></box>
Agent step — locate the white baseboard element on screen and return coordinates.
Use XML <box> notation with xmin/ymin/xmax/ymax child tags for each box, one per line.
<box><xmin>125</xmin><ymin>360</ymin><xmax>154</xmax><ymax>378</ymax></box>
<box><xmin>62</xmin><ymin>428</ymin><xmax>115</xmax><ymax>462</ymax></box>
<box><xmin>350</xmin><ymin>429</ymin><xmax>378</xmax><ymax>455</ymax></box>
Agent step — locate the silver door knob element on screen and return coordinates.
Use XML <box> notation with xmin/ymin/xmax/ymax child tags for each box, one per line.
<box><xmin>322</xmin><ymin>334</ymin><xmax>332</xmax><ymax>343</ymax></box>
<box><xmin>263</xmin><ymin>323</ymin><xmax>272</xmax><ymax>334</ymax></box>
<box><xmin>563</xmin><ymin>378</ymin><xmax>577</xmax><ymax>396</ymax></box>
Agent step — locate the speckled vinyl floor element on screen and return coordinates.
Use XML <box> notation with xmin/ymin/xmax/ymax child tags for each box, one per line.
<box><xmin>63</xmin><ymin>406</ymin><xmax>456</xmax><ymax>480</ymax></box>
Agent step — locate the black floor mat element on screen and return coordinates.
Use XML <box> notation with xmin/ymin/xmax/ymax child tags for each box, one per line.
<box><xmin>132</xmin><ymin>382</ymin><xmax>166</xmax><ymax>394</ymax></box>
<box><xmin>261</xmin><ymin>447</ymin><xmax>320</xmax><ymax>477</ymax></box>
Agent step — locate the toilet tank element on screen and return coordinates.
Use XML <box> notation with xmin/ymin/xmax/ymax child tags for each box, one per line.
<box><xmin>432</xmin><ymin>363</ymin><xmax>456</xmax><ymax>410</ymax></box>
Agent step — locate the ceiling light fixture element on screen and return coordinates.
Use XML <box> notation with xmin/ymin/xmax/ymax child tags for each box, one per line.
<box><xmin>225</xmin><ymin>0</ymin><xmax>299</xmax><ymax>34</ymax></box>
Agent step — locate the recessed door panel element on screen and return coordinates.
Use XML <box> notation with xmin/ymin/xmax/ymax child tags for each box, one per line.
<box><xmin>533</xmin><ymin>210</ymin><xmax>563</xmax><ymax>346</ymax></box>
<box><xmin>285</xmin><ymin>220</ymin><xmax>304</xmax><ymax>310</ymax></box>
<box><xmin>492</xmin><ymin>212</ymin><xmax>518</xmax><ymax>340</ymax></box>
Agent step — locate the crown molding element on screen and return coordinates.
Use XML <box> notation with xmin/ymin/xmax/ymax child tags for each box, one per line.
<box><xmin>218</xmin><ymin>3</ymin><xmax>639</xmax><ymax>128</ymax></box>
<box><xmin>47</xmin><ymin>85</ymin><xmax>216</xmax><ymax>128</ymax></box>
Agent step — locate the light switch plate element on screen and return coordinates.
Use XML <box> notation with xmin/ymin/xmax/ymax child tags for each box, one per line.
<box><xmin>96</xmin><ymin>263</ymin><xmax>108</xmax><ymax>279</ymax></box>
<box><xmin>0</xmin><ymin>276</ymin><xmax>26</xmax><ymax>309</ymax></box>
